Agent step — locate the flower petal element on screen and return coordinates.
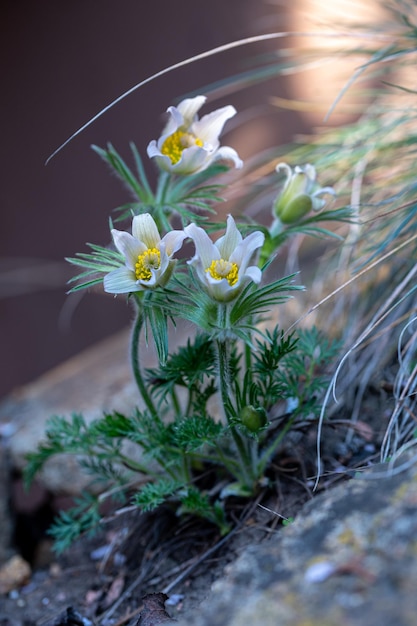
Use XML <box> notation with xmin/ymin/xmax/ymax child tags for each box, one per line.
<box><xmin>229</xmin><ymin>230</ymin><xmax>265</xmax><ymax>271</ymax></box>
<box><xmin>177</xmin><ymin>95</ymin><xmax>206</xmax><ymax>127</ymax></box>
<box><xmin>161</xmin><ymin>229</ymin><xmax>187</xmax><ymax>257</ymax></box>
<box><xmin>132</xmin><ymin>213</ymin><xmax>161</xmax><ymax>248</ymax></box>
<box><xmin>112</xmin><ymin>230</ymin><xmax>146</xmax><ymax>271</ymax></box>
<box><xmin>193</xmin><ymin>105</ymin><xmax>237</xmax><ymax>144</ymax></box>
<box><xmin>212</xmin><ymin>146</ymin><xmax>243</xmax><ymax>169</ymax></box>
<box><xmin>216</xmin><ymin>216</ymin><xmax>242</xmax><ymax>260</ymax></box>
<box><xmin>161</xmin><ymin>105</ymin><xmax>184</xmax><ymax>137</ymax></box>
<box><xmin>147</xmin><ymin>139</ymin><xmax>164</xmax><ymax>159</ymax></box>
<box><xmin>242</xmin><ymin>265</ymin><xmax>262</xmax><ymax>284</ymax></box>
<box><xmin>170</xmin><ymin>145</ymin><xmax>211</xmax><ymax>175</ymax></box>
<box><xmin>104</xmin><ymin>267</ymin><xmax>138</xmax><ymax>293</ymax></box>
<box><xmin>185</xmin><ymin>223</ymin><xmax>221</xmax><ymax>269</ymax></box>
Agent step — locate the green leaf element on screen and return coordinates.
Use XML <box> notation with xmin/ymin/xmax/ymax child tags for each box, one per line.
<box><xmin>65</xmin><ymin>243</ymin><xmax>124</xmax><ymax>293</ymax></box>
<box><xmin>132</xmin><ymin>478</ymin><xmax>184</xmax><ymax>511</ymax></box>
<box><xmin>230</xmin><ymin>273</ymin><xmax>302</xmax><ymax>330</ymax></box>
<box><xmin>92</xmin><ymin>143</ymin><xmax>147</xmax><ymax>201</ymax></box>
<box><xmin>47</xmin><ymin>493</ymin><xmax>101</xmax><ymax>554</ymax></box>
<box><xmin>173</xmin><ymin>415</ymin><xmax>224</xmax><ymax>451</ymax></box>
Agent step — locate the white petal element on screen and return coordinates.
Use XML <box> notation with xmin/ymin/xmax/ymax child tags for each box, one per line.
<box><xmin>300</xmin><ymin>164</ymin><xmax>317</xmax><ymax>184</ymax></box>
<box><xmin>212</xmin><ymin>146</ymin><xmax>243</xmax><ymax>169</ymax></box>
<box><xmin>156</xmin><ymin>246</ymin><xmax>170</xmax><ymax>275</ymax></box>
<box><xmin>148</xmin><ymin>152</ymin><xmax>177</xmax><ymax>173</ymax></box>
<box><xmin>161</xmin><ymin>105</ymin><xmax>184</xmax><ymax>136</ymax></box>
<box><xmin>229</xmin><ymin>231</ymin><xmax>265</xmax><ymax>271</ymax></box>
<box><xmin>177</xmin><ymin>95</ymin><xmax>206</xmax><ymax>127</ymax></box>
<box><xmin>216</xmin><ymin>215</ymin><xmax>242</xmax><ymax>260</ymax></box>
<box><xmin>104</xmin><ymin>267</ymin><xmax>138</xmax><ymax>293</ymax></box>
<box><xmin>313</xmin><ymin>186</ymin><xmax>336</xmax><ymax>198</ymax></box>
<box><xmin>170</xmin><ymin>145</ymin><xmax>212</xmax><ymax>175</ymax></box>
<box><xmin>185</xmin><ymin>223</ymin><xmax>220</xmax><ymax>269</ymax></box>
<box><xmin>243</xmin><ymin>265</ymin><xmax>262</xmax><ymax>284</ymax></box>
<box><xmin>207</xmin><ymin>277</ymin><xmax>233</xmax><ymax>301</ymax></box>
<box><xmin>112</xmin><ymin>230</ymin><xmax>146</xmax><ymax>271</ymax></box>
<box><xmin>275</xmin><ymin>162</ymin><xmax>292</xmax><ymax>177</ymax></box>
<box><xmin>132</xmin><ymin>214</ymin><xmax>161</xmax><ymax>248</ymax></box>
<box><xmin>193</xmin><ymin>105</ymin><xmax>236</xmax><ymax>144</ymax></box>
<box><xmin>147</xmin><ymin>139</ymin><xmax>163</xmax><ymax>159</ymax></box>
<box><xmin>161</xmin><ymin>230</ymin><xmax>187</xmax><ymax>257</ymax></box>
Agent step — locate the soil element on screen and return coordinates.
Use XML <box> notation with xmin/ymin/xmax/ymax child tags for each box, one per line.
<box><xmin>0</xmin><ymin>377</ymin><xmax>392</xmax><ymax>626</ymax></box>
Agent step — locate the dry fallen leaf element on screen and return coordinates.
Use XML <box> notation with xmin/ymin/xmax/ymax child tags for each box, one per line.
<box><xmin>136</xmin><ymin>592</ymin><xmax>176</xmax><ymax>625</ymax></box>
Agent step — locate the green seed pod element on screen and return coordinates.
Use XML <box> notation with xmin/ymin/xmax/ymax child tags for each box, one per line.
<box><xmin>240</xmin><ymin>405</ymin><xmax>268</xmax><ymax>432</ymax></box>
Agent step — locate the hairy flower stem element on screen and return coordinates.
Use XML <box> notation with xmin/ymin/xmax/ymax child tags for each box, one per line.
<box><xmin>215</xmin><ymin>333</ymin><xmax>254</xmax><ymax>491</ymax></box>
<box><xmin>131</xmin><ymin>300</ymin><xmax>158</xmax><ymax>419</ymax></box>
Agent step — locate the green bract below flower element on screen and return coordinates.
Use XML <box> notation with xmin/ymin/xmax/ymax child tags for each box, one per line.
<box><xmin>103</xmin><ymin>213</ymin><xmax>187</xmax><ymax>294</ymax></box>
<box><xmin>273</xmin><ymin>163</ymin><xmax>335</xmax><ymax>224</ymax></box>
<box><xmin>147</xmin><ymin>95</ymin><xmax>243</xmax><ymax>175</ymax></box>
<box><xmin>184</xmin><ymin>215</ymin><xmax>264</xmax><ymax>302</ymax></box>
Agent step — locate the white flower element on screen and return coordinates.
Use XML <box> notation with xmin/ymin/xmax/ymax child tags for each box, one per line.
<box><xmin>273</xmin><ymin>163</ymin><xmax>335</xmax><ymax>224</ymax></box>
<box><xmin>147</xmin><ymin>95</ymin><xmax>243</xmax><ymax>175</ymax></box>
<box><xmin>104</xmin><ymin>213</ymin><xmax>186</xmax><ymax>294</ymax></box>
<box><xmin>184</xmin><ymin>215</ymin><xmax>264</xmax><ymax>302</ymax></box>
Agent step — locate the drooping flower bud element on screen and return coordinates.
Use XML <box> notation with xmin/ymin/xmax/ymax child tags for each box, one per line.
<box><xmin>273</xmin><ymin>163</ymin><xmax>335</xmax><ymax>225</ymax></box>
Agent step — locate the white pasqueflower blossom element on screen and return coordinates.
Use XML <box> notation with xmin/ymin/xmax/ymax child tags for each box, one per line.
<box><xmin>147</xmin><ymin>95</ymin><xmax>243</xmax><ymax>175</ymax></box>
<box><xmin>273</xmin><ymin>163</ymin><xmax>335</xmax><ymax>224</ymax></box>
<box><xmin>104</xmin><ymin>213</ymin><xmax>187</xmax><ymax>294</ymax></box>
<box><xmin>184</xmin><ymin>215</ymin><xmax>264</xmax><ymax>302</ymax></box>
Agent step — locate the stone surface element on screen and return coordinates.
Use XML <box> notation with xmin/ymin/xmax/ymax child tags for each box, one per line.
<box><xmin>0</xmin><ymin>329</ymin><xmax>136</xmax><ymax>494</ymax></box>
<box><xmin>179</xmin><ymin>458</ymin><xmax>417</xmax><ymax>626</ymax></box>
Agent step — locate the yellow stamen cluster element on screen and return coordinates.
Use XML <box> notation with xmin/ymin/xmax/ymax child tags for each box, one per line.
<box><xmin>161</xmin><ymin>130</ymin><xmax>203</xmax><ymax>165</ymax></box>
<box><xmin>135</xmin><ymin>248</ymin><xmax>161</xmax><ymax>282</ymax></box>
<box><xmin>206</xmin><ymin>259</ymin><xmax>239</xmax><ymax>286</ymax></box>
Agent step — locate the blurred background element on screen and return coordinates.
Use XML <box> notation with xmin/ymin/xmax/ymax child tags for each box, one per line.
<box><xmin>1</xmin><ymin>0</ymin><xmax>382</xmax><ymax>400</ymax></box>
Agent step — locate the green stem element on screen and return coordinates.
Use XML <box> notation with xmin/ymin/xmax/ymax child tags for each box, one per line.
<box><xmin>185</xmin><ymin>387</ymin><xmax>194</xmax><ymax>418</ymax></box>
<box><xmin>259</xmin><ymin>219</ymin><xmax>283</xmax><ymax>268</ymax></box>
<box><xmin>181</xmin><ymin>453</ymin><xmax>191</xmax><ymax>483</ymax></box>
<box><xmin>215</xmin><ymin>332</ymin><xmax>254</xmax><ymax>490</ymax></box>
<box><xmin>131</xmin><ymin>300</ymin><xmax>158</xmax><ymax>419</ymax></box>
<box><xmin>212</xmin><ymin>441</ymin><xmax>241</xmax><ymax>473</ymax></box>
<box><xmin>257</xmin><ymin>415</ymin><xmax>295</xmax><ymax>476</ymax></box>
<box><xmin>170</xmin><ymin>388</ymin><xmax>182</xmax><ymax>419</ymax></box>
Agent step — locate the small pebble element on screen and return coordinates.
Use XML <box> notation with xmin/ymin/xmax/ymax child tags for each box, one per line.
<box><xmin>304</xmin><ymin>561</ymin><xmax>336</xmax><ymax>583</ymax></box>
<box><xmin>90</xmin><ymin>545</ymin><xmax>111</xmax><ymax>560</ymax></box>
<box><xmin>166</xmin><ymin>594</ymin><xmax>184</xmax><ymax>606</ymax></box>
<box><xmin>0</xmin><ymin>555</ymin><xmax>31</xmax><ymax>594</ymax></box>
<box><xmin>113</xmin><ymin>552</ymin><xmax>126</xmax><ymax>567</ymax></box>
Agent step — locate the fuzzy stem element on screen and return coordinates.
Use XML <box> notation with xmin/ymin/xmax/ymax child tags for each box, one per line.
<box><xmin>170</xmin><ymin>388</ymin><xmax>182</xmax><ymax>420</ymax></box>
<box><xmin>215</xmin><ymin>326</ymin><xmax>254</xmax><ymax>491</ymax></box>
<box><xmin>259</xmin><ymin>218</ymin><xmax>283</xmax><ymax>267</ymax></box>
<box><xmin>131</xmin><ymin>299</ymin><xmax>158</xmax><ymax>419</ymax></box>
<box><xmin>257</xmin><ymin>415</ymin><xmax>295</xmax><ymax>476</ymax></box>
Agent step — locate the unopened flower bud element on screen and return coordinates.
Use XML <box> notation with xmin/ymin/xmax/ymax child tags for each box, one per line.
<box><xmin>240</xmin><ymin>405</ymin><xmax>267</xmax><ymax>432</ymax></box>
<box><xmin>273</xmin><ymin>163</ymin><xmax>335</xmax><ymax>225</ymax></box>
